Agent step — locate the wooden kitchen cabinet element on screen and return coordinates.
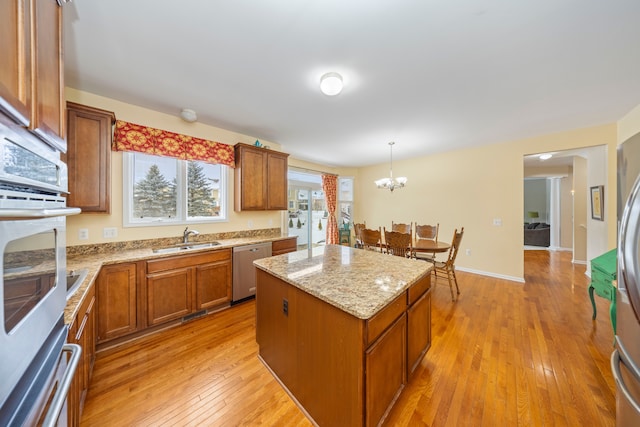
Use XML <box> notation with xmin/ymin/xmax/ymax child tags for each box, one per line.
<box><xmin>234</xmin><ymin>143</ymin><xmax>289</xmax><ymax>211</ymax></box>
<box><xmin>64</xmin><ymin>102</ymin><xmax>116</xmax><ymax>213</ymax></box>
<box><xmin>0</xmin><ymin>0</ymin><xmax>67</xmax><ymax>151</ymax></box>
<box><xmin>96</xmin><ymin>262</ymin><xmax>138</xmax><ymax>343</ymax></box>
<box><xmin>67</xmin><ymin>281</ymin><xmax>96</xmax><ymax>426</ymax></box>
<box><xmin>406</xmin><ymin>275</ymin><xmax>431</xmax><ymax>378</ymax></box>
<box><xmin>271</xmin><ymin>236</ymin><xmax>298</xmax><ymax>256</ymax></box>
<box><xmin>146</xmin><ymin>249</ymin><xmax>232</xmax><ymax>325</ymax></box>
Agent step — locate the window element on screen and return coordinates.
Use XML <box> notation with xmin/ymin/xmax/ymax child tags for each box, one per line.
<box><xmin>123</xmin><ymin>152</ymin><xmax>227</xmax><ymax>226</ymax></box>
<box><xmin>338</xmin><ymin>177</ymin><xmax>354</xmax><ymax>226</ymax></box>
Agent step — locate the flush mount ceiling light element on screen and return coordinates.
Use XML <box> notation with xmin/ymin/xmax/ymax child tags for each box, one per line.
<box><xmin>539</xmin><ymin>153</ymin><xmax>553</xmax><ymax>160</ymax></box>
<box><xmin>375</xmin><ymin>142</ymin><xmax>407</xmax><ymax>192</ymax></box>
<box><xmin>180</xmin><ymin>108</ymin><xmax>197</xmax><ymax>123</ymax></box>
<box><xmin>320</xmin><ymin>72</ymin><xmax>343</xmax><ymax>96</ymax></box>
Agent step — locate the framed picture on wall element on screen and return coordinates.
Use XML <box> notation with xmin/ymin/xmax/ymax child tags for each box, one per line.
<box><xmin>591</xmin><ymin>185</ymin><xmax>604</xmax><ymax>221</ymax></box>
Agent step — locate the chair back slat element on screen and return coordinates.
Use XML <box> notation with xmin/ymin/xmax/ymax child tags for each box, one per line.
<box><xmin>415</xmin><ymin>223</ymin><xmax>439</xmax><ymax>241</ymax></box>
<box><xmin>361</xmin><ymin>227</ymin><xmax>382</xmax><ymax>252</ymax></box>
<box><xmin>445</xmin><ymin>227</ymin><xmax>465</xmax><ymax>266</ymax></box>
<box><xmin>353</xmin><ymin>222</ymin><xmax>367</xmax><ymax>248</ymax></box>
<box><xmin>384</xmin><ymin>228</ymin><xmax>413</xmax><ymax>258</ymax></box>
<box><xmin>391</xmin><ymin>221</ymin><xmax>412</xmax><ymax>235</ymax></box>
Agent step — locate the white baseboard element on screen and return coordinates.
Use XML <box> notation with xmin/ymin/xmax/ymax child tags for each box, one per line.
<box><xmin>455</xmin><ymin>266</ymin><xmax>525</xmax><ymax>283</ymax></box>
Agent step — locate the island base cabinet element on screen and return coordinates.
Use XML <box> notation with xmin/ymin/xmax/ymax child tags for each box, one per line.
<box><xmin>407</xmin><ymin>287</ymin><xmax>431</xmax><ymax>378</ymax></box>
<box><xmin>256</xmin><ymin>269</ymin><xmax>416</xmax><ymax>427</ymax></box>
<box><xmin>366</xmin><ymin>313</ymin><xmax>406</xmax><ymax>427</ymax></box>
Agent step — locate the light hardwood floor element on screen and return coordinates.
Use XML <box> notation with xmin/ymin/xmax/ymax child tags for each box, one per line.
<box><xmin>80</xmin><ymin>250</ymin><xmax>616</xmax><ymax>426</ymax></box>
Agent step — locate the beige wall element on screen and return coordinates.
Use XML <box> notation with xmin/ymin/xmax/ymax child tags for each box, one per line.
<box><xmin>67</xmin><ymin>86</ymin><xmax>636</xmax><ymax>280</ymax></box>
<box><xmin>355</xmin><ymin>124</ymin><xmax>618</xmax><ymax>281</ymax></box>
<box><xmin>65</xmin><ymin>89</ymin><xmax>346</xmax><ymax>246</ymax></box>
<box><xmin>573</xmin><ymin>156</ymin><xmax>588</xmax><ymax>263</ymax></box>
<box><xmin>560</xmin><ymin>174</ymin><xmax>573</xmax><ymax>249</ymax></box>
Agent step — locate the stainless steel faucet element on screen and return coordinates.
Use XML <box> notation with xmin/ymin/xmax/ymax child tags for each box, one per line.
<box><xmin>183</xmin><ymin>227</ymin><xmax>199</xmax><ymax>244</ymax></box>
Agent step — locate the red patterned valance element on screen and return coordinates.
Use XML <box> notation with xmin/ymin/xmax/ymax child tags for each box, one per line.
<box><xmin>113</xmin><ymin>120</ymin><xmax>235</xmax><ymax>167</ymax></box>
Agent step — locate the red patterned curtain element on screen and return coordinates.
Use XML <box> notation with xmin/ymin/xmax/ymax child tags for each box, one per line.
<box><xmin>113</xmin><ymin>120</ymin><xmax>235</xmax><ymax>167</ymax></box>
<box><xmin>322</xmin><ymin>174</ymin><xmax>339</xmax><ymax>245</ymax></box>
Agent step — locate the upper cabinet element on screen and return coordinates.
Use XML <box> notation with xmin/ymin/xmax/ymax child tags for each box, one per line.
<box><xmin>0</xmin><ymin>0</ymin><xmax>66</xmax><ymax>152</ymax></box>
<box><xmin>234</xmin><ymin>143</ymin><xmax>289</xmax><ymax>211</ymax></box>
<box><xmin>64</xmin><ymin>102</ymin><xmax>116</xmax><ymax>213</ymax></box>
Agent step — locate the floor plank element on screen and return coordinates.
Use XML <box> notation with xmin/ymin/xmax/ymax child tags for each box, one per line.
<box><xmin>81</xmin><ymin>250</ymin><xmax>615</xmax><ymax>426</ymax></box>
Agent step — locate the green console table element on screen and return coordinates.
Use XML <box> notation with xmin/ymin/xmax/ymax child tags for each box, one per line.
<box><xmin>589</xmin><ymin>248</ymin><xmax>617</xmax><ymax>334</ymax></box>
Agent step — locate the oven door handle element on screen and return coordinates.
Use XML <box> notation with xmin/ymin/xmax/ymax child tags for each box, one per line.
<box><xmin>41</xmin><ymin>343</ymin><xmax>82</xmax><ymax>427</ymax></box>
<box><xmin>0</xmin><ymin>207</ymin><xmax>81</xmax><ymax>219</ymax></box>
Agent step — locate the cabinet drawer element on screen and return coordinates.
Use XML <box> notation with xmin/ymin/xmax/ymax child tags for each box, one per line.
<box><xmin>147</xmin><ymin>249</ymin><xmax>231</xmax><ymax>274</ymax></box>
<box><xmin>592</xmin><ymin>280</ymin><xmax>615</xmax><ymax>301</ymax></box>
<box><xmin>407</xmin><ymin>274</ymin><xmax>430</xmax><ymax>306</ymax></box>
<box><xmin>366</xmin><ymin>294</ymin><xmax>406</xmax><ymax>345</ymax></box>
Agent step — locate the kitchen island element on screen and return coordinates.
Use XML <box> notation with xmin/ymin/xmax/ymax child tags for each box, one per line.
<box><xmin>254</xmin><ymin>245</ymin><xmax>432</xmax><ymax>427</ymax></box>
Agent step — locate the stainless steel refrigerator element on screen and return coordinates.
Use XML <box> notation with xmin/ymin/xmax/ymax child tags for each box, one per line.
<box><xmin>613</xmin><ymin>131</ymin><xmax>640</xmax><ymax>425</ymax></box>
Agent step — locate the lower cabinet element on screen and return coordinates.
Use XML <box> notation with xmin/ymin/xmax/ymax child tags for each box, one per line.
<box><xmin>67</xmin><ymin>282</ymin><xmax>96</xmax><ymax>426</ymax></box>
<box><xmin>146</xmin><ymin>249</ymin><xmax>232</xmax><ymax>326</ymax></box>
<box><xmin>407</xmin><ymin>275</ymin><xmax>432</xmax><ymax>378</ymax></box>
<box><xmin>256</xmin><ymin>268</ymin><xmax>429</xmax><ymax>427</ymax></box>
<box><xmin>271</xmin><ymin>236</ymin><xmax>297</xmax><ymax>255</ymax></box>
<box><xmin>96</xmin><ymin>262</ymin><xmax>139</xmax><ymax>343</ymax></box>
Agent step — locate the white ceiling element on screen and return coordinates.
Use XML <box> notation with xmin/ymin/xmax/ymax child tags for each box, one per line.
<box><xmin>62</xmin><ymin>0</ymin><xmax>640</xmax><ymax>168</ymax></box>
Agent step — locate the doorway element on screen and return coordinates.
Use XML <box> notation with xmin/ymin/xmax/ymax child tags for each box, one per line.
<box><xmin>287</xmin><ymin>170</ymin><xmax>327</xmax><ymax>251</ymax></box>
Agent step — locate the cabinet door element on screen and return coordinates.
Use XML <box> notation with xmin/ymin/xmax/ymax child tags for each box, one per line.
<box><xmin>31</xmin><ymin>0</ymin><xmax>65</xmax><ymax>151</ymax></box>
<box><xmin>365</xmin><ymin>313</ymin><xmax>406</xmax><ymax>427</ymax></box>
<box><xmin>195</xmin><ymin>260</ymin><xmax>231</xmax><ymax>310</ymax></box>
<box><xmin>147</xmin><ymin>268</ymin><xmax>193</xmax><ymax>325</ymax></box>
<box><xmin>0</xmin><ymin>0</ymin><xmax>31</xmax><ymax>126</ymax></box>
<box><xmin>266</xmin><ymin>152</ymin><xmax>288</xmax><ymax>210</ymax></box>
<box><xmin>65</xmin><ymin>102</ymin><xmax>115</xmax><ymax>212</ymax></box>
<box><xmin>97</xmin><ymin>263</ymin><xmax>137</xmax><ymax>342</ymax></box>
<box><xmin>236</xmin><ymin>147</ymin><xmax>267</xmax><ymax>210</ymax></box>
<box><xmin>407</xmin><ymin>289</ymin><xmax>431</xmax><ymax>378</ymax></box>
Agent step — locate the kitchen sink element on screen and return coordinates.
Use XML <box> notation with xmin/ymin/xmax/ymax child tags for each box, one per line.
<box><xmin>152</xmin><ymin>241</ymin><xmax>221</xmax><ymax>254</ymax></box>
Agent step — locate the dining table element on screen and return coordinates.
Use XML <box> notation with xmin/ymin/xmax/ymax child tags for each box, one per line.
<box><xmin>412</xmin><ymin>239</ymin><xmax>451</xmax><ymax>254</ymax></box>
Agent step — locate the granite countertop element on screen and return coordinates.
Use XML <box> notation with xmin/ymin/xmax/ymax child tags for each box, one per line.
<box><xmin>253</xmin><ymin>244</ymin><xmax>432</xmax><ymax>320</ymax></box>
<box><xmin>64</xmin><ymin>232</ymin><xmax>294</xmax><ymax>324</ymax></box>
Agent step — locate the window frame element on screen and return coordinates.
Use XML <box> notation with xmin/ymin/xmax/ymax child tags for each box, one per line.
<box><xmin>123</xmin><ymin>152</ymin><xmax>228</xmax><ymax>227</ymax></box>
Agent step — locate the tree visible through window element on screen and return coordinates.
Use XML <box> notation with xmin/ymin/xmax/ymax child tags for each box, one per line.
<box><xmin>125</xmin><ymin>152</ymin><xmax>226</xmax><ymax>225</ymax></box>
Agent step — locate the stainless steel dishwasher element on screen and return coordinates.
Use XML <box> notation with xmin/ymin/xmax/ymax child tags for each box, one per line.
<box><xmin>232</xmin><ymin>242</ymin><xmax>272</xmax><ymax>303</ymax></box>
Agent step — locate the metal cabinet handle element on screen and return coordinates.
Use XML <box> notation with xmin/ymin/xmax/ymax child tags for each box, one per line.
<box><xmin>0</xmin><ymin>207</ymin><xmax>81</xmax><ymax>219</ymax></box>
<box><xmin>612</xmin><ymin>337</ymin><xmax>640</xmax><ymax>415</ymax></box>
<box><xmin>41</xmin><ymin>344</ymin><xmax>82</xmax><ymax>427</ymax></box>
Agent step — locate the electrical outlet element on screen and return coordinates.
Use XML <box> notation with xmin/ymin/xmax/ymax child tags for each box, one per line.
<box><xmin>466</xmin><ymin>249</ymin><xmax>471</xmax><ymax>256</ymax></box>
<box><xmin>283</xmin><ymin>298</ymin><xmax>288</xmax><ymax>316</ymax></box>
<box><xmin>248</xmin><ymin>220</ymin><xmax>254</xmax><ymax>228</ymax></box>
<box><xmin>78</xmin><ymin>229</ymin><xmax>89</xmax><ymax>240</ymax></box>
<box><xmin>103</xmin><ymin>227</ymin><xmax>117</xmax><ymax>238</ymax></box>
<box><xmin>268</xmin><ymin>219</ymin><xmax>273</xmax><ymax>226</ymax></box>
<box><xmin>493</xmin><ymin>218</ymin><xmax>503</xmax><ymax>226</ymax></box>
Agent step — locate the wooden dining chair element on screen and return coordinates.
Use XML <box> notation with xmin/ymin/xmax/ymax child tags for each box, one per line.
<box><xmin>383</xmin><ymin>228</ymin><xmax>413</xmax><ymax>258</ymax></box>
<box><xmin>353</xmin><ymin>222</ymin><xmax>366</xmax><ymax>248</ymax></box>
<box><xmin>360</xmin><ymin>227</ymin><xmax>382</xmax><ymax>252</ymax></box>
<box><xmin>413</xmin><ymin>223</ymin><xmax>439</xmax><ymax>262</ymax></box>
<box><xmin>433</xmin><ymin>227</ymin><xmax>464</xmax><ymax>301</ymax></box>
<box><xmin>391</xmin><ymin>221</ymin><xmax>412</xmax><ymax>235</ymax></box>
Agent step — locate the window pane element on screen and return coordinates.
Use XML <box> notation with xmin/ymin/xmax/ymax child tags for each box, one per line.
<box><xmin>132</xmin><ymin>153</ymin><xmax>177</xmax><ymax>219</ymax></box>
<box><xmin>339</xmin><ymin>178</ymin><xmax>353</xmax><ymax>201</ymax></box>
<box><xmin>187</xmin><ymin>161</ymin><xmax>222</xmax><ymax>218</ymax></box>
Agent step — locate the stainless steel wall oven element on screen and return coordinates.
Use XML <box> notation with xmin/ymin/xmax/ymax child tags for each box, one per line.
<box><xmin>0</xmin><ymin>114</ymin><xmax>81</xmax><ymax>426</ymax></box>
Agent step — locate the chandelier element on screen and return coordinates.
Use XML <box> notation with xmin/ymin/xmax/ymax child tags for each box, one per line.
<box><xmin>375</xmin><ymin>141</ymin><xmax>407</xmax><ymax>192</ymax></box>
